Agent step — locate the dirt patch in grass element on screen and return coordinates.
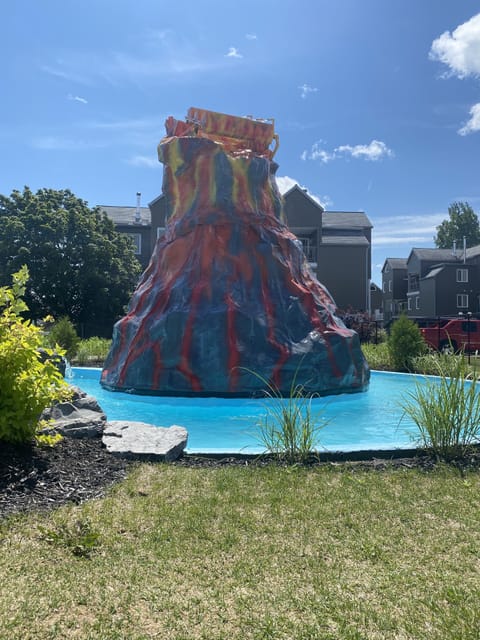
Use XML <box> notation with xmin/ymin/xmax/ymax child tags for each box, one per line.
<box><xmin>2</xmin><ymin>437</ymin><xmax>480</xmax><ymax>520</ymax></box>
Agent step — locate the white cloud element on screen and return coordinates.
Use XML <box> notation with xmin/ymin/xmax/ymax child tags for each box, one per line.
<box><xmin>371</xmin><ymin>213</ymin><xmax>445</xmax><ymax>246</ymax></box>
<box><xmin>40</xmin><ymin>30</ymin><xmax>226</xmax><ymax>87</ymax></box>
<box><xmin>32</xmin><ymin>136</ymin><xmax>105</xmax><ymax>150</ymax></box>
<box><xmin>429</xmin><ymin>13</ymin><xmax>480</xmax><ymax>79</ymax></box>
<box><xmin>40</xmin><ymin>63</ymin><xmax>91</xmax><ymax>85</ymax></box>
<box><xmin>302</xmin><ymin>139</ymin><xmax>394</xmax><ymax>163</ymax></box>
<box><xmin>67</xmin><ymin>93</ymin><xmax>88</xmax><ymax>104</ymax></box>
<box><xmin>336</xmin><ymin>140</ymin><xmax>394</xmax><ymax>161</ymax></box>
<box><xmin>458</xmin><ymin>102</ymin><xmax>480</xmax><ymax>135</ymax></box>
<box><xmin>276</xmin><ymin>175</ymin><xmax>332</xmax><ymax>208</ymax></box>
<box><xmin>128</xmin><ymin>155</ymin><xmax>159</xmax><ymax>168</ymax></box>
<box><xmin>245</xmin><ymin>33</ymin><xmax>257</xmax><ymax>40</ymax></box>
<box><xmin>226</xmin><ymin>47</ymin><xmax>242</xmax><ymax>58</ymax></box>
<box><xmin>298</xmin><ymin>83</ymin><xmax>318</xmax><ymax>99</ymax></box>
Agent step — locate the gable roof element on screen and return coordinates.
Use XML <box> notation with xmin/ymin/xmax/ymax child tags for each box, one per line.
<box><xmin>408</xmin><ymin>247</ymin><xmax>461</xmax><ymax>263</ymax></box>
<box><xmin>100</xmin><ymin>205</ymin><xmax>151</xmax><ymax>226</ymax></box>
<box><xmin>281</xmin><ymin>183</ymin><xmax>324</xmax><ymax>211</ymax></box>
<box><xmin>382</xmin><ymin>258</ymin><xmax>408</xmax><ymax>272</ymax></box>
<box><xmin>322</xmin><ymin>211</ymin><xmax>372</xmax><ymax>229</ymax></box>
<box><xmin>321</xmin><ymin>235</ymin><xmax>369</xmax><ymax>246</ymax></box>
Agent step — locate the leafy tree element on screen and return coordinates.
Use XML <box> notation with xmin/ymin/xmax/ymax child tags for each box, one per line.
<box><xmin>388</xmin><ymin>314</ymin><xmax>426</xmax><ymax>371</ymax></box>
<box><xmin>0</xmin><ymin>187</ymin><xmax>142</xmax><ymax>333</ymax></box>
<box><xmin>434</xmin><ymin>202</ymin><xmax>480</xmax><ymax>249</ymax></box>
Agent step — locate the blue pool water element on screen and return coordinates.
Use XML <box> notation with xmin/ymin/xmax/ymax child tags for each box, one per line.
<box><xmin>69</xmin><ymin>367</ymin><xmax>425</xmax><ymax>454</ymax></box>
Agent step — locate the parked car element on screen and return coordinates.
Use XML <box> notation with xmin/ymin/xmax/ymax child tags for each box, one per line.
<box><xmin>420</xmin><ymin>317</ymin><xmax>480</xmax><ymax>353</ymax></box>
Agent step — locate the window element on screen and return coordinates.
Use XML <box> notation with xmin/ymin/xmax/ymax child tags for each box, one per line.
<box><xmin>157</xmin><ymin>226</ymin><xmax>166</xmax><ymax>239</ymax></box>
<box><xmin>457</xmin><ymin>294</ymin><xmax>469</xmax><ymax>308</ymax></box>
<box><xmin>415</xmin><ymin>297</ymin><xmax>420</xmax><ymax>310</ymax></box>
<box><xmin>457</xmin><ymin>268</ymin><xmax>468</xmax><ymax>283</ymax></box>
<box><xmin>125</xmin><ymin>233</ymin><xmax>141</xmax><ymax>255</ymax></box>
<box><xmin>408</xmin><ymin>274</ymin><xmax>419</xmax><ymax>292</ymax></box>
<box><xmin>297</xmin><ymin>236</ymin><xmax>317</xmax><ymax>263</ymax></box>
<box><xmin>408</xmin><ymin>297</ymin><xmax>412</xmax><ymax>311</ymax></box>
<box><xmin>388</xmin><ymin>280</ymin><xmax>392</xmax><ymax>292</ymax></box>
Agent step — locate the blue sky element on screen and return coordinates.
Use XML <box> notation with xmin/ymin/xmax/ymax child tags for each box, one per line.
<box><xmin>2</xmin><ymin>1</ymin><xmax>480</xmax><ymax>286</ymax></box>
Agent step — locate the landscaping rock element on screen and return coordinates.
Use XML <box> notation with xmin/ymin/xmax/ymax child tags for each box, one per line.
<box><xmin>41</xmin><ymin>386</ymin><xmax>107</xmax><ymax>438</ymax></box>
<box><xmin>102</xmin><ymin>421</ymin><xmax>188</xmax><ymax>461</ymax></box>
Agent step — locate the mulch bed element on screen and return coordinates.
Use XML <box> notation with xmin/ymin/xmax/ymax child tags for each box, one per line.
<box><xmin>0</xmin><ymin>438</ymin><xmax>133</xmax><ymax>520</ymax></box>
<box><xmin>2</xmin><ymin>437</ymin><xmax>480</xmax><ymax>521</ymax></box>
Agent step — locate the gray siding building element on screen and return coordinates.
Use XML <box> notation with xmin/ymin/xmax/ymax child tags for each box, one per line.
<box><xmin>382</xmin><ymin>246</ymin><xmax>480</xmax><ymax>321</ymax></box>
<box><xmin>103</xmin><ymin>183</ymin><xmax>375</xmax><ymax>315</ymax></box>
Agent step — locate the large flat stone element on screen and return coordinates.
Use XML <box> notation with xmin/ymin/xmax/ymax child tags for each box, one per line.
<box><xmin>102</xmin><ymin>421</ymin><xmax>188</xmax><ymax>461</ymax></box>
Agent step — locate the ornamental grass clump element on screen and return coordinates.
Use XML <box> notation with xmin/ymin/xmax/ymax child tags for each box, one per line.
<box><xmin>401</xmin><ymin>354</ymin><xmax>480</xmax><ymax>461</ymax></box>
<box><xmin>247</xmin><ymin>369</ymin><xmax>327</xmax><ymax>463</ymax></box>
<box><xmin>0</xmin><ymin>266</ymin><xmax>69</xmax><ymax>444</ymax></box>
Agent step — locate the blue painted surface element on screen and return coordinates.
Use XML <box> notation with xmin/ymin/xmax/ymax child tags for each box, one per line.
<box><xmin>70</xmin><ymin>368</ymin><xmax>423</xmax><ymax>454</ymax></box>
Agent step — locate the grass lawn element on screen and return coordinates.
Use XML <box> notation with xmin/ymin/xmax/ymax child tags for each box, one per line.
<box><xmin>1</xmin><ymin>463</ymin><xmax>480</xmax><ymax>639</ymax></box>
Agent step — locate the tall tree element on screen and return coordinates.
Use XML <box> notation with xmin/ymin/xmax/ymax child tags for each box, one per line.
<box><xmin>0</xmin><ymin>187</ymin><xmax>142</xmax><ymax>334</ymax></box>
<box><xmin>434</xmin><ymin>201</ymin><xmax>480</xmax><ymax>249</ymax></box>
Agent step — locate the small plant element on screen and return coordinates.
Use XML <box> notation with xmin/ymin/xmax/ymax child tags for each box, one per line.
<box><xmin>48</xmin><ymin>316</ymin><xmax>80</xmax><ymax>361</ymax></box>
<box><xmin>245</xmin><ymin>368</ymin><xmax>328</xmax><ymax>463</ymax></box>
<box><xmin>388</xmin><ymin>314</ymin><xmax>427</xmax><ymax>371</ymax></box>
<box><xmin>400</xmin><ymin>354</ymin><xmax>480</xmax><ymax>461</ymax></box>
<box><xmin>361</xmin><ymin>342</ymin><xmax>392</xmax><ymax>370</ymax></box>
<box><xmin>35</xmin><ymin>420</ymin><xmax>64</xmax><ymax>447</ymax></box>
<box><xmin>74</xmin><ymin>336</ymin><xmax>112</xmax><ymax>365</ymax></box>
<box><xmin>0</xmin><ymin>267</ymin><xmax>69</xmax><ymax>444</ymax></box>
<box><xmin>38</xmin><ymin>517</ymin><xmax>101</xmax><ymax>558</ymax></box>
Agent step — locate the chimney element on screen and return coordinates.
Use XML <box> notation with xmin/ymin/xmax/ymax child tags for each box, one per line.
<box><xmin>452</xmin><ymin>240</ymin><xmax>457</xmax><ymax>257</ymax></box>
<box><xmin>463</xmin><ymin>235</ymin><xmax>467</xmax><ymax>264</ymax></box>
<box><xmin>135</xmin><ymin>192</ymin><xmax>141</xmax><ymax>224</ymax></box>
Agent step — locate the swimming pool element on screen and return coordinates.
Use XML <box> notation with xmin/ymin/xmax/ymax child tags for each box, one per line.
<box><xmin>69</xmin><ymin>367</ymin><xmax>424</xmax><ymax>454</ymax></box>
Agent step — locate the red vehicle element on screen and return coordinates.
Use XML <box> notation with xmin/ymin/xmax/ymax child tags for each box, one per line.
<box><xmin>420</xmin><ymin>317</ymin><xmax>480</xmax><ymax>353</ymax></box>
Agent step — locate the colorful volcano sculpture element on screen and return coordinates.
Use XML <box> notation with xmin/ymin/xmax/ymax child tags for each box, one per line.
<box><xmin>101</xmin><ymin>107</ymin><xmax>370</xmax><ymax>396</ymax></box>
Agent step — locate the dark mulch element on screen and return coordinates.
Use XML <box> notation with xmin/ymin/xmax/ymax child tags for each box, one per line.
<box><xmin>2</xmin><ymin>437</ymin><xmax>480</xmax><ymax>521</ymax></box>
<box><xmin>0</xmin><ymin>438</ymin><xmax>133</xmax><ymax>520</ymax></box>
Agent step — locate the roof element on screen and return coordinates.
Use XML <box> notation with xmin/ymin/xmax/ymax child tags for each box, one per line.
<box><xmin>322</xmin><ymin>211</ymin><xmax>372</xmax><ymax>229</ymax></box>
<box><xmin>466</xmin><ymin>244</ymin><xmax>480</xmax><ymax>259</ymax></box>
<box><xmin>100</xmin><ymin>205</ymin><xmax>151</xmax><ymax>226</ymax></box>
<box><xmin>408</xmin><ymin>248</ymin><xmax>460</xmax><ymax>262</ymax></box>
<box><xmin>282</xmin><ymin>184</ymin><xmax>325</xmax><ymax>211</ymax></box>
<box><xmin>423</xmin><ymin>266</ymin><xmax>444</xmax><ymax>279</ymax></box>
<box><xmin>383</xmin><ymin>258</ymin><xmax>408</xmax><ymax>271</ymax></box>
<box><xmin>320</xmin><ymin>235</ymin><xmax>370</xmax><ymax>246</ymax></box>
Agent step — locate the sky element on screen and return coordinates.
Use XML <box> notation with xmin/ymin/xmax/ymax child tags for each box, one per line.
<box><xmin>2</xmin><ymin>1</ymin><xmax>480</xmax><ymax>286</ymax></box>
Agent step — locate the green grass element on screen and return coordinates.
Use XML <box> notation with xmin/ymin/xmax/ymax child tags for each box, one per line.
<box><xmin>2</xmin><ymin>464</ymin><xmax>480</xmax><ymax>639</ymax></box>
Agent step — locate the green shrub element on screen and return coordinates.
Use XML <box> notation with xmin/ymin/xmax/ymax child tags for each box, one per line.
<box><xmin>0</xmin><ymin>267</ymin><xmax>69</xmax><ymax>444</ymax></box>
<box><xmin>401</xmin><ymin>354</ymin><xmax>480</xmax><ymax>461</ymax></box>
<box><xmin>74</xmin><ymin>337</ymin><xmax>112</xmax><ymax>365</ymax></box>
<box><xmin>361</xmin><ymin>342</ymin><xmax>392</xmax><ymax>370</ymax></box>
<box><xmin>48</xmin><ymin>316</ymin><xmax>80</xmax><ymax>360</ymax></box>
<box><xmin>247</xmin><ymin>369</ymin><xmax>327</xmax><ymax>463</ymax></box>
<box><xmin>388</xmin><ymin>314</ymin><xmax>427</xmax><ymax>371</ymax></box>
<box><xmin>411</xmin><ymin>350</ymin><xmax>458</xmax><ymax>376</ymax></box>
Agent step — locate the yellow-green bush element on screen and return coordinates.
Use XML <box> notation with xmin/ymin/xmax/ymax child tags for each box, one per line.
<box><xmin>0</xmin><ymin>267</ymin><xmax>68</xmax><ymax>444</ymax></box>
